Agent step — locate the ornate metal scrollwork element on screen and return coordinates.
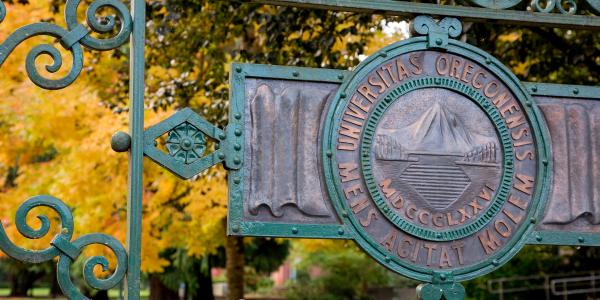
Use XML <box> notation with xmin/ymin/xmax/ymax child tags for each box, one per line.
<box><xmin>467</xmin><ymin>0</ymin><xmax>595</xmax><ymax>14</ymax></box>
<box><xmin>0</xmin><ymin>1</ymin><xmax>131</xmax><ymax>298</ymax></box>
<box><xmin>531</xmin><ymin>0</ymin><xmax>577</xmax><ymax>14</ymax></box>
<box><xmin>0</xmin><ymin>0</ymin><xmax>132</xmax><ymax>89</ymax></box>
<box><xmin>410</xmin><ymin>16</ymin><xmax>462</xmax><ymax>49</ymax></box>
<box><xmin>166</xmin><ymin>122</ymin><xmax>208</xmax><ymax>164</ymax></box>
<box><xmin>0</xmin><ymin>196</ymin><xmax>127</xmax><ymax>299</ymax></box>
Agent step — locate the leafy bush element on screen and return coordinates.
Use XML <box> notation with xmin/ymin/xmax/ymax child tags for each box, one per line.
<box><xmin>285</xmin><ymin>248</ymin><xmax>389</xmax><ymax>300</ymax></box>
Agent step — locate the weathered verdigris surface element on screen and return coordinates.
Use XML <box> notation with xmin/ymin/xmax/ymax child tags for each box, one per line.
<box><xmin>243</xmin><ymin>78</ymin><xmax>340</xmax><ymax>224</ymax></box>
<box><xmin>538</xmin><ymin>98</ymin><xmax>600</xmax><ymax>232</ymax></box>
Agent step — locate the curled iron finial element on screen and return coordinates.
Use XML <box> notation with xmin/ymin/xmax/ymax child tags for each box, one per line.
<box><xmin>0</xmin><ymin>0</ymin><xmax>132</xmax><ymax>89</ymax></box>
<box><xmin>0</xmin><ymin>195</ymin><xmax>127</xmax><ymax>299</ymax></box>
<box><xmin>410</xmin><ymin>16</ymin><xmax>462</xmax><ymax>49</ymax></box>
<box><xmin>0</xmin><ymin>1</ymin><xmax>6</xmax><ymax>24</ymax></box>
<box><xmin>467</xmin><ymin>0</ymin><xmax>522</xmax><ymax>9</ymax></box>
<box><xmin>531</xmin><ymin>0</ymin><xmax>577</xmax><ymax>14</ymax></box>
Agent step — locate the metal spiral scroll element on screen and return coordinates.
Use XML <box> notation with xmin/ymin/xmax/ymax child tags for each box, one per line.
<box><xmin>0</xmin><ymin>195</ymin><xmax>127</xmax><ymax>299</ymax></box>
<box><xmin>467</xmin><ymin>0</ymin><xmax>599</xmax><ymax>14</ymax></box>
<box><xmin>0</xmin><ymin>0</ymin><xmax>132</xmax><ymax>89</ymax></box>
<box><xmin>531</xmin><ymin>0</ymin><xmax>577</xmax><ymax>14</ymax></box>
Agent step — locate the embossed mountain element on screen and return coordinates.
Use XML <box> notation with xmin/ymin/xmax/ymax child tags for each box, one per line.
<box><xmin>403</xmin><ymin>103</ymin><xmax>479</xmax><ymax>154</ymax></box>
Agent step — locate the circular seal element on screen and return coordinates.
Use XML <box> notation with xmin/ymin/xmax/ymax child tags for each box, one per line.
<box><xmin>322</xmin><ymin>38</ymin><xmax>550</xmax><ymax>282</ymax></box>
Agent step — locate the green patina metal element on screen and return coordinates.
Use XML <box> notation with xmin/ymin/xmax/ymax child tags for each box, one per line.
<box><xmin>226</xmin><ymin>62</ymin><xmax>352</xmax><ymax>239</ymax></box>
<box><xmin>0</xmin><ymin>0</ymin><xmax>598</xmax><ymax>299</ymax></box>
<box><xmin>251</xmin><ymin>0</ymin><xmax>600</xmax><ymax>29</ymax></box>
<box><xmin>417</xmin><ymin>273</ymin><xmax>466</xmax><ymax>300</ymax></box>
<box><xmin>321</xmin><ymin>30</ymin><xmax>552</xmax><ymax>283</ymax></box>
<box><xmin>359</xmin><ymin>76</ymin><xmax>515</xmax><ymax>242</ymax></box>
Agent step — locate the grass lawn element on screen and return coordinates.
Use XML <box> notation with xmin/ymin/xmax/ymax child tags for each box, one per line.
<box><xmin>0</xmin><ymin>288</ymin><xmax>149</xmax><ymax>299</ymax></box>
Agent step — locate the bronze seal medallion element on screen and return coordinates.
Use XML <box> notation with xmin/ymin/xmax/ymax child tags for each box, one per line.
<box><xmin>322</xmin><ymin>40</ymin><xmax>550</xmax><ymax>281</ymax></box>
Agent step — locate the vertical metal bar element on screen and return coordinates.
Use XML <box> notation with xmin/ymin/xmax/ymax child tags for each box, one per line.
<box><xmin>126</xmin><ymin>0</ymin><xmax>145</xmax><ymax>299</ymax></box>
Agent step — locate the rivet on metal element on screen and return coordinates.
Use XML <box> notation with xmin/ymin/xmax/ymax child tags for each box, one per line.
<box><xmin>492</xmin><ymin>259</ymin><xmax>499</xmax><ymax>266</ymax></box>
<box><xmin>234</xmin><ymin>129</ymin><xmax>242</xmax><ymax>136</ymax></box>
<box><xmin>218</xmin><ymin>153</ymin><xmax>226</xmax><ymax>160</ymax></box>
<box><xmin>384</xmin><ymin>256</ymin><xmax>391</xmax><ymax>263</ymax></box>
<box><xmin>153</xmin><ymin>140</ymin><xmax>158</xmax><ymax>147</ymax></box>
<box><xmin>292</xmin><ymin>227</ymin><xmax>299</xmax><ymax>234</ymax></box>
<box><xmin>234</xmin><ymin>143</ymin><xmax>242</xmax><ymax>151</ymax></box>
<box><xmin>110</xmin><ymin>131</ymin><xmax>131</xmax><ymax>152</ymax></box>
<box><xmin>233</xmin><ymin>157</ymin><xmax>241</xmax><ymax>164</ymax></box>
<box><xmin>536</xmin><ymin>235</ymin><xmax>543</xmax><ymax>242</ymax></box>
<box><xmin>542</xmin><ymin>159</ymin><xmax>548</xmax><ymax>166</ymax></box>
<box><xmin>578</xmin><ymin>236</ymin><xmax>585</xmax><ymax>243</ymax></box>
<box><xmin>338</xmin><ymin>227</ymin><xmax>345</xmax><ymax>235</ymax></box>
<box><xmin>218</xmin><ymin>132</ymin><xmax>226</xmax><ymax>140</ymax></box>
<box><xmin>342</xmin><ymin>211</ymin><xmax>349</xmax><ymax>218</ymax></box>
<box><xmin>326</xmin><ymin>150</ymin><xmax>333</xmax><ymax>158</ymax></box>
<box><xmin>340</xmin><ymin>92</ymin><xmax>347</xmax><ymax>99</ymax></box>
<box><xmin>233</xmin><ymin>177</ymin><xmax>241</xmax><ymax>184</ymax></box>
<box><xmin>573</xmin><ymin>88</ymin><xmax>579</xmax><ymax>95</ymax></box>
<box><xmin>531</xmin><ymin>85</ymin><xmax>538</xmax><ymax>92</ymax></box>
<box><xmin>435</xmin><ymin>38</ymin><xmax>443</xmax><ymax>46</ymax></box>
<box><xmin>235</xmin><ymin>66</ymin><xmax>242</xmax><ymax>73</ymax></box>
<box><xmin>234</xmin><ymin>113</ymin><xmax>242</xmax><ymax>120</ymax></box>
<box><xmin>232</xmin><ymin>225</ymin><xmax>240</xmax><ymax>233</ymax></box>
<box><xmin>440</xmin><ymin>273</ymin><xmax>447</xmax><ymax>281</ymax></box>
<box><xmin>380</xmin><ymin>52</ymin><xmax>388</xmax><ymax>58</ymax></box>
<box><xmin>292</xmin><ymin>71</ymin><xmax>300</xmax><ymax>77</ymax></box>
<box><xmin>530</xmin><ymin>217</ymin><xmax>537</xmax><ymax>224</ymax></box>
<box><xmin>485</xmin><ymin>57</ymin><xmax>492</xmax><ymax>64</ymax></box>
<box><xmin>338</xmin><ymin>73</ymin><xmax>344</xmax><ymax>80</ymax></box>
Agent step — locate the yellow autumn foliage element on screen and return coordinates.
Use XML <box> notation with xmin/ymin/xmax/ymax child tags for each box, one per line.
<box><xmin>0</xmin><ymin>1</ymin><xmax>228</xmax><ymax>274</ymax></box>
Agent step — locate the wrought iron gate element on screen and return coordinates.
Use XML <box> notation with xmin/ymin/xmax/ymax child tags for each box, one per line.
<box><xmin>0</xmin><ymin>0</ymin><xmax>599</xmax><ymax>299</ymax></box>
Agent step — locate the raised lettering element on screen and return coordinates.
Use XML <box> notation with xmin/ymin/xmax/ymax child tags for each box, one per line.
<box><xmin>439</xmin><ymin>246</ymin><xmax>452</xmax><ymax>268</ymax></box>
<box><xmin>450</xmin><ymin>57</ymin><xmax>463</xmax><ymax>79</ymax></box>
<box><xmin>461</xmin><ymin>62</ymin><xmax>475</xmax><ymax>83</ymax></box>
<box><xmin>484</xmin><ymin>81</ymin><xmax>500</xmax><ymax>98</ymax></box>
<box><xmin>368</xmin><ymin>75</ymin><xmax>387</xmax><ymax>93</ymax></box>
<box><xmin>508</xmin><ymin>194</ymin><xmax>527</xmax><ymax>210</ymax></box>
<box><xmin>360</xmin><ymin>209</ymin><xmax>378</xmax><ymax>227</ymax></box>
<box><xmin>397</xmin><ymin>59</ymin><xmax>411</xmax><ymax>80</ymax></box>
<box><xmin>381</xmin><ymin>230</ymin><xmax>398</xmax><ymax>252</ymax></box>
<box><xmin>514</xmin><ymin>173</ymin><xmax>534</xmax><ymax>195</ymax></box>
<box><xmin>350</xmin><ymin>197</ymin><xmax>370</xmax><ymax>214</ymax></box>
<box><xmin>338</xmin><ymin>163</ymin><xmax>359</xmax><ymax>182</ymax></box>
<box><xmin>344</xmin><ymin>184</ymin><xmax>363</xmax><ymax>199</ymax></box>
<box><xmin>495</xmin><ymin>219</ymin><xmax>512</xmax><ymax>238</ymax></box>
<box><xmin>418</xmin><ymin>210</ymin><xmax>430</xmax><ymax>225</ymax></box>
<box><xmin>472</xmin><ymin>71</ymin><xmax>486</xmax><ymax>89</ymax></box>
<box><xmin>479</xmin><ymin>229</ymin><xmax>502</xmax><ymax>255</ymax></box>
<box><xmin>398</xmin><ymin>237</ymin><xmax>414</xmax><ymax>258</ymax></box>
<box><xmin>409</xmin><ymin>53</ymin><xmax>424</xmax><ymax>75</ymax></box>
<box><xmin>452</xmin><ymin>242</ymin><xmax>465</xmax><ymax>265</ymax></box>
<box><xmin>424</xmin><ymin>243</ymin><xmax>437</xmax><ymax>266</ymax></box>
<box><xmin>436</xmin><ymin>54</ymin><xmax>450</xmax><ymax>75</ymax></box>
<box><xmin>358</xmin><ymin>84</ymin><xmax>378</xmax><ymax>102</ymax></box>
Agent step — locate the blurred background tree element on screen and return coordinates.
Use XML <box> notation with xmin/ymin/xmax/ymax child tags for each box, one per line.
<box><xmin>0</xmin><ymin>0</ymin><xmax>599</xmax><ymax>299</ymax></box>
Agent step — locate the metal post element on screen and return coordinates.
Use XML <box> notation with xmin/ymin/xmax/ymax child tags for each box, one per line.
<box><xmin>545</xmin><ymin>275</ymin><xmax>550</xmax><ymax>300</ymax></box>
<box><xmin>126</xmin><ymin>0</ymin><xmax>145</xmax><ymax>299</ymax></box>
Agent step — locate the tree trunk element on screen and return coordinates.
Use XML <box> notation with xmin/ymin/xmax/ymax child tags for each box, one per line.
<box><xmin>225</xmin><ymin>236</ymin><xmax>244</xmax><ymax>300</ymax></box>
<box><xmin>91</xmin><ymin>290</ymin><xmax>109</xmax><ymax>300</ymax></box>
<box><xmin>149</xmin><ymin>274</ymin><xmax>179</xmax><ymax>300</ymax></box>
<box><xmin>49</xmin><ymin>262</ymin><xmax>62</xmax><ymax>297</ymax></box>
<box><xmin>8</xmin><ymin>262</ymin><xmax>40</xmax><ymax>297</ymax></box>
<box><xmin>192</xmin><ymin>256</ymin><xmax>215</xmax><ymax>300</ymax></box>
